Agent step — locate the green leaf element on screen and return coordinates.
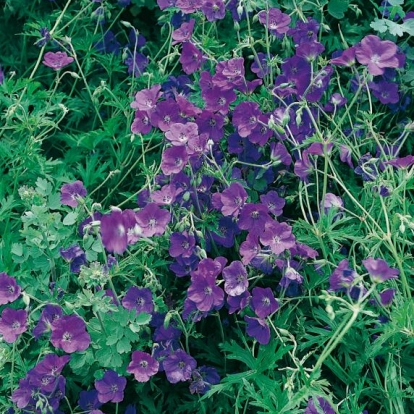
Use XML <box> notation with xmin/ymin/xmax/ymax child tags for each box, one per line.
<box><xmin>134</xmin><ymin>312</ymin><xmax>152</xmax><ymax>325</ymax></box>
<box><xmin>385</xmin><ymin>20</ymin><xmax>405</xmax><ymax>36</ymax></box>
<box><xmin>401</xmin><ymin>19</ymin><xmax>414</xmax><ymax>36</ymax></box>
<box><xmin>11</xmin><ymin>243</ymin><xmax>23</xmax><ymax>256</ymax></box>
<box><xmin>63</xmin><ymin>211</ymin><xmax>78</xmax><ymax>226</ymax></box>
<box><xmin>327</xmin><ymin>0</ymin><xmax>349</xmax><ymax>19</ymax></box>
<box><xmin>370</xmin><ymin>18</ymin><xmax>389</xmax><ymax>33</ymax></box>
<box><xmin>388</xmin><ymin>0</ymin><xmax>403</xmax><ymax>5</ymax></box>
<box><xmin>116</xmin><ymin>336</ymin><xmax>132</xmax><ymax>354</ymax></box>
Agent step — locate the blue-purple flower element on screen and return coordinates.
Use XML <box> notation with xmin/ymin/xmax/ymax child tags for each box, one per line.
<box><xmin>127</xmin><ymin>351</ymin><xmax>159</xmax><ymax>382</ymax></box>
<box><xmin>95</xmin><ymin>370</ymin><xmax>127</xmax><ymax>403</ymax></box>
<box><xmin>0</xmin><ymin>272</ymin><xmax>21</xmax><ymax>305</ymax></box>
<box><xmin>163</xmin><ymin>349</ymin><xmax>197</xmax><ymax>383</ymax></box>
<box><xmin>60</xmin><ymin>180</ymin><xmax>87</xmax><ymax>207</ymax></box>
<box><xmin>0</xmin><ymin>308</ymin><xmax>28</xmax><ymax>343</ymax></box>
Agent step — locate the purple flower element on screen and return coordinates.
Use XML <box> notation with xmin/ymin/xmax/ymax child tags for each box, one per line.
<box><xmin>232</xmin><ymin>101</ymin><xmax>261</xmax><ymax>137</ymax></box>
<box><xmin>227</xmin><ymin>290</ymin><xmax>251</xmax><ymax>314</ymax></box>
<box><xmin>211</xmin><ymin>216</ymin><xmax>240</xmax><ymax>248</ymax></box>
<box><xmin>251</xmin><ymin>287</ymin><xmax>279</xmax><ymax>318</ymax></box>
<box><xmin>165</xmin><ymin>122</ymin><xmax>198</xmax><ymax>146</ymax></box>
<box><xmin>322</xmin><ymin>193</ymin><xmax>344</xmax><ymax>213</ymax></box>
<box><xmin>187</xmin><ymin>274</ymin><xmax>225</xmax><ymax>312</ymax></box>
<box><xmin>60</xmin><ymin>180</ymin><xmax>87</xmax><ymax>207</ymax></box>
<box><xmin>288</xmin><ymin>17</ymin><xmax>319</xmax><ymax>44</ymax></box>
<box><xmin>122</xmin><ymin>286</ymin><xmax>154</xmax><ymax>314</ymax></box>
<box><xmin>135</xmin><ymin>203</ymin><xmax>171</xmax><ymax>237</ymax></box>
<box><xmin>296</xmin><ymin>41</ymin><xmax>325</xmax><ymax>62</ymax></box>
<box><xmin>330</xmin><ymin>47</ymin><xmax>356</xmax><ymax>66</ymax></box>
<box><xmin>180</xmin><ymin>42</ymin><xmax>203</xmax><ymax>74</ymax></box>
<box><xmin>294</xmin><ymin>150</ymin><xmax>313</xmax><ymax>180</ymax></box>
<box><xmin>151</xmin><ymin>184</ymin><xmax>182</xmax><ymax>205</ymax></box>
<box><xmin>0</xmin><ymin>272</ymin><xmax>21</xmax><ymax>305</ymax></box>
<box><xmin>387</xmin><ymin>155</ymin><xmax>414</xmax><ymax>169</ymax></box>
<box><xmin>163</xmin><ymin>349</ymin><xmax>197</xmax><ymax>383</ymax></box>
<box><xmin>0</xmin><ymin>308</ymin><xmax>28</xmax><ymax>343</ymax></box>
<box><xmin>131</xmin><ymin>110</ymin><xmax>152</xmax><ymax>134</ymax></box>
<box><xmin>238</xmin><ymin>203</ymin><xmax>271</xmax><ymax>234</ymax></box>
<box><xmin>362</xmin><ymin>258</ymin><xmax>399</xmax><ymax>283</ymax></box>
<box><xmin>260</xmin><ymin>191</ymin><xmax>285</xmax><ymax>217</ymax></box>
<box><xmin>222</xmin><ymin>260</ymin><xmax>248</xmax><ymax>297</ymax></box>
<box><xmin>201</xmin><ymin>0</ymin><xmax>226</xmax><ymax>21</ymax></box>
<box><xmin>78</xmin><ymin>390</ymin><xmax>102</xmax><ymax>411</ymax></box>
<box><xmin>100</xmin><ymin>208</ymin><xmax>139</xmax><ymax>255</ymax></box>
<box><xmin>161</xmin><ymin>146</ymin><xmax>189</xmax><ymax>175</ymax></box>
<box><xmin>127</xmin><ymin>351</ymin><xmax>159</xmax><ymax>382</ymax></box>
<box><xmin>203</xmin><ymin>86</ymin><xmax>237</xmax><ymax>115</ymax></box>
<box><xmin>43</xmin><ymin>51</ymin><xmax>74</xmax><ymax>70</ymax></box>
<box><xmin>189</xmin><ymin>366</ymin><xmax>220</xmax><ymax>394</ymax></box>
<box><xmin>244</xmin><ymin>316</ymin><xmax>270</xmax><ymax>345</ymax></box>
<box><xmin>94</xmin><ymin>30</ymin><xmax>121</xmax><ymax>55</ymax></box>
<box><xmin>172</xmin><ymin>19</ymin><xmax>195</xmax><ymax>44</ymax></box>
<box><xmin>379</xmin><ymin>288</ymin><xmax>395</xmax><ymax>306</ymax></box>
<box><xmin>169</xmin><ymin>231</ymin><xmax>196</xmax><ymax>258</ymax></box>
<box><xmin>329</xmin><ymin>259</ymin><xmax>357</xmax><ymax>291</ymax></box>
<box><xmin>258</xmin><ymin>8</ymin><xmax>291</xmax><ymax>36</ymax></box>
<box><xmin>270</xmin><ymin>142</ymin><xmax>292</xmax><ymax>166</ymax></box>
<box><xmin>60</xmin><ymin>244</ymin><xmax>87</xmax><ymax>273</ymax></box>
<box><xmin>124</xmin><ymin>52</ymin><xmax>148</xmax><ymax>77</ymax></box>
<box><xmin>131</xmin><ymin>84</ymin><xmax>162</xmax><ymax>112</ymax></box>
<box><xmin>33</xmin><ymin>304</ymin><xmax>63</xmax><ymax>339</ymax></box>
<box><xmin>220</xmin><ymin>182</ymin><xmax>248</xmax><ymax>217</ymax></box>
<box><xmin>239</xmin><ymin>232</ymin><xmax>261</xmax><ymax>265</ymax></box>
<box><xmin>355</xmin><ymin>35</ymin><xmax>399</xmax><ymax>76</ymax></box>
<box><xmin>0</xmin><ymin>65</ymin><xmax>4</xmax><ymax>84</ymax></box>
<box><xmin>95</xmin><ymin>370</ymin><xmax>127</xmax><ymax>403</ymax></box>
<box><xmin>50</xmin><ymin>315</ymin><xmax>91</xmax><ymax>353</ymax></box>
<box><xmin>305</xmin><ymin>397</ymin><xmax>335</xmax><ymax>414</ymax></box>
<box><xmin>260</xmin><ymin>221</ymin><xmax>295</xmax><ymax>255</ymax></box>
<box><xmin>369</xmin><ymin>80</ymin><xmax>399</xmax><ymax>104</ymax></box>
<box><xmin>251</xmin><ymin>53</ymin><xmax>272</xmax><ymax>79</ymax></box>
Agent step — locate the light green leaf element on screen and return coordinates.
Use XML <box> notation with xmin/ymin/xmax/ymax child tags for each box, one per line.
<box><xmin>385</xmin><ymin>20</ymin><xmax>405</xmax><ymax>36</ymax></box>
<box><xmin>401</xmin><ymin>19</ymin><xmax>414</xmax><ymax>35</ymax></box>
<box><xmin>327</xmin><ymin>0</ymin><xmax>349</xmax><ymax>19</ymax></box>
<box><xmin>63</xmin><ymin>211</ymin><xmax>78</xmax><ymax>225</ymax></box>
<box><xmin>370</xmin><ymin>18</ymin><xmax>389</xmax><ymax>33</ymax></box>
<box><xmin>11</xmin><ymin>243</ymin><xmax>23</xmax><ymax>256</ymax></box>
<box><xmin>116</xmin><ymin>336</ymin><xmax>131</xmax><ymax>354</ymax></box>
<box><xmin>388</xmin><ymin>0</ymin><xmax>403</xmax><ymax>5</ymax></box>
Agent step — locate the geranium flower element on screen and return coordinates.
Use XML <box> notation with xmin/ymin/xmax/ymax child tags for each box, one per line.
<box><xmin>163</xmin><ymin>349</ymin><xmax>197</xmax><ymax>383</ymax></box>
<box><xmin>60</xmin><ymin>244</ymin><xmax>87</xmax><ymax>273</ymax></box>
<box><xmin>127</xmin><ymin>351</ymin><xmax>159</xmax><ymax>382</ymax></box>
<box><xmin>362</xmin><ymin>258</ymin><xmax>399</xmax><ymax>283</ymax></box>
<box><xmin>187</xmin><ymin>274</ymin><xmax>224</xmax><ymax>312</ymax></box>
<box><xmin>202</xmin><ymin>0</ymin><xmax>225</xmax><ymax>21</ymax></box>
<box><xmin>50</xmin><ymin>315</ymin><xmax>91</xmax><ymax>353</ymax></box>
<box><xmin>43</xmin><ymin>51</ymin><xmax>74</xmax><ymax>70</ymax></box>
<box><xmin>179</xmin><ymin>42</ymin><xmax>203</xmax><ymax>74</ymax></box>
<box><xmin>0</xmin><ymin>308</ymin><xmax>28</xmax><ymax>343</ymax></box>
<box><xmin>122</xmin><ymin>286</ymin><xmax>154</xmax><ymax>314</ymax></box>
<box><xmin>222</xmin><ymin>260</ymin><xmax>248</xmax><ymax>297</ymax></box>
<box><xmin>161</xmin><ymin>146</ymin><xmax>189</xmax><ymax>175</ymax></box>
<box><xmin>251</xmin><ymin>287</ymin><xmax>279</xmax><ymax>318</ymax></box>
<box><xmin>135</xmin><ymin>203</ymin><xmax>171</xmax><ymax>236</ymax></box>
<box><xmin>232</xmin><ymin>101</ymin><xmax>261</xmax><ymax>137</ymax></box>
<box><xmin>329</xmin><ymin>259</ymin><xmax>357</xmax><ymax>291</ymax></box>
<box><xmin>0</xmin><ymin>272</ymin><xmax>21</xmax><ymax>305</ymax></box>
<box><xmin>355</xmin><ymin>35</ymin><xmax>399</xmax><ymax>76</ymax></box>
<box><xmin>305</xmin><ymin>397</ymin><xmax>335</xmax><ymax>414</ymax></box>
<box><xmin>95</xmin><ymin>370</ymin><xmax>126</xmax><ymax>403</ymax></box>
<box><xmin>60</xmin><ymin>180</ymin><xmax>87</xmax><ymax>207</ymax></box>
<box><xmin>189</xmin><ymin>366</ymin><xmax>220</xmax><ymax>394</ymax></box>
<box><xmin>33</xmin><ymin>304</ymin><xmax>63</xmax><ymax>339</ymax></box>
<box><xmin>260</xmin><ymin>221</ymin><xmax>295</xmax><ymax>255</ymax></box>
<box><xmin>244</xmin><ymin>316</ymin><xmax>270</xmax><ymax>345</ymax></box>
<box><xmin>78</xmin><ymin>390</ymin><xmax>102</xmax><ymax>412</ymax></box>
<box><xmin>258</xmin><ymin>8</ymin><xmax>291</xmax><ymax>36</ymax></box>
<box><xmin>220</xmin><ymin>182</ymin><xmax>248</xmax><ymax>217</ymax></box>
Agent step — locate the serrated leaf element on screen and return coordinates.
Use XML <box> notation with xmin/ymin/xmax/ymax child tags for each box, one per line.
<box><xmin>106</xmin><ymin>334</ymin><xmax>120</xmax><ymax>346</ymax></box>
<box><xmin>327</xmin><ymin>0</ymin><xmax>349</xmax><ymax>19</ymax></box>
<box><xmin>11</xmin><ymin>243</ymin><xmax>23</xmax><ymax>256</ymax></box>
<box><xmin>116</xmin><ymin>336</ymin><xmax>132</xmax><ymax>354</ymax></box>
<box><xmin>401</xmin><ymin>19</ymin><xmax>414</xmax><ymax>36</ymax></box>
<box><xmin>91</xmin><ymin>239</ymin><xmax>103</xmax><ymax>253</ymax></box>
<box><xmin>134</xmin><ymin>312</ymin><xmax>152</xmax><ymax>325</ymax></box>
<box><xmin>85</xmin><ymin>249</ymin><xmax>98</xmax><ymax>262</ymax></box>
<box><xmin>63</xmin><ymin>211</ymin><xmax>78</xmax><ymax>225</ymax></box>
<box><xmin>388</xmin><ymin>0</ymin><xmax>403</xmax><ymax>5</ymax></box>
<box><xmin>35</xmin><ymin>177</ymin><xmax>52</xmax><ymax>196</ymax></box>
<box><xmin>370</xmin><ymin>18</ymin><xmax>389</xmax><ymax>33</ymax></box>
<box><xmin>385</xmin><ymin>20</ymin><xmax>405</xmax><ymax>36</ymax></box>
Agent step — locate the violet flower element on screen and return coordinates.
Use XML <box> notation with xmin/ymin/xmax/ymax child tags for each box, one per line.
<box><xmin>172</xmin><ymin>19</ymin><xmax>195</xmax><ymax>44</ymax></box>
<box><xmin>305</xmin><ymin>397</ymin><xmax>335</xmax><ymax>414</ymax></box>
<box><xmin>260</xmin><ymin>191</ymin><xmax>285</xmax><ymax>217</ymax></box>
<box><xmin>222</xmin><ymin>260</ymin><xmax>249</xmax><ymax>297</ymax></box>
<box><xmin>369</xmin><ymin>80</ymin><xmax>399</xmax><ymax>104</ymax></box>
<box><xmin>78</xmin><ymin>390</ymin><xmax>103</xmax><ymax>412</ymax></box>
<box><xmin>220</xmin><ymin>182</ymin><xmax>248</xmax><ymax>217</ymax></box>
<box><xmin>260</xmin><ymin>221</ymin><xmax>296</xmax><ymax>255</ymax></box>
<box><xmin>232</xmin><ymin>101</ymin><xmax>261</xmax><ymax>137</ymax></box>
<box><xmin>258</xmin><ymin>8</ymin><xmax>291</xmax><ymax>36</ymax></box>
<box><xmin>179</xmin><ymin>42</ymin><xmax>203</xmax><ymax>74</ymax></box>
<box><xmin>202</xmin><ymin>0</ymin><xmax>226</xmax><ymax>21</ymax></box>
<box><xmin>95</xmin><ymin>370</ymin><xmax>127</xmax><ymax>403</ymax></box>
<box><xmin>251</xmin><ymin>287</ymin><xmax>279</xmax><ymax>318</ymax></box>
<box><xmin>163</xmin><ymin>349</ymin><xmax>197</xmax><ymax>383</ymax></box>
<box><xmin>127</xmin><ymin>351</ymin><xmax>159</xmax><ymax>382</ymax></box>
<box><xmin>169</xmin><ymin>231</ymin><xmax>196</xmax><ymax>258</ymax></box>
<box><xmin>131</xmin><ymin>84</ymin><xmax>162</xmax><ymax>112</ymax></box>
<box><xmin>362</xmin><ymin>258</ymin><xmax>399</xmax><ymax>283</ymax></box>
<box><xmin>33</xmin><ymin>304</ymin><xmax>63</xmax><ymax>339</ymax></box>
<box><xmin>355</xmin><ymin>35</ymin><xmax>399</xmax><ymax>76</ymax></box>
<box><xmin>189</xmin><ymin>366</ymin><xmax>220</xmax><ymax>394</ymax></box>
<box><xmin>329</xmin><ymin>259</ymin><xmax>357</xmax><ymax>292</ymax></box>
<box><xmin>0</xmin><ymin>308</ymin><xmax>28</xmax><ymax>343</ymax></box>
<box><xmin>60</xmin><ymin>180</ymin><xmax>87</xmax><ymax>207</ymax></box>
<box><xmin>186</xmin><ymin>275</ymin><xmax>225</xmax><ymax>312</ymax></box>
<box><xmin>50</xmin><ymin>314</ymin><xmax>91</xmax><ymax>353</ymax></box>
<box><xmin>0</xmin><ymin>272</ymin><xmax>21</xmax><ymax>305</ymax></box>
<box><xmin>60</xmin><ymin>244</ymin><xmax>87</xmax><ymax>273</ymax></box>
<box><xmin>161</xmin><ymin>146</ymin><xmax>189</xmax><ymax>175</ymax></box>
<box><xmin>43</xmin><ymin>51</ymin><xmax>74</xmax><ymax>70</ymax></box>
<box><xmin>122</xmin><ymin>286</ymin><xmax>154</xmax><ymax>314</ymax></box>
<box><xmin>135</xmin><ymin>203</ymin><xmax>171</xmax><ymax>237</ymax></box>
<box><xmin>244</xmin><ymin>316</ymin><xmax>270</xmax><ymax>345</ymax></box>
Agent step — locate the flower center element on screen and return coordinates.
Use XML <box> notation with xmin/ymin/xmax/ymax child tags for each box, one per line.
<box><xmin>111</xmin><ymin>384</ymin><xmax>118</xmax><ymax>393</ymax></box>
<box><xmin>140</xmin><ymin>360</ymin><xmax>148</xmax><ymax>368</ymax></box>
<box><xmin>7</xmin><ymin>285</ymin><xmax>15</xmax><ymax>294</ymax></box>
<box><xmin>204</xmin><ymin>286</ymin><xmax>213</xmax><ymax>295</ymax></box>
<box><xmin>63</xmin><ymin>332</ymin><xmax>72</xmax><ymax>342</ymax></box>
<box><xmin>11</xmin><ymin>321</ymin><xmax>20</xmax><ymax>329</ymax></box>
